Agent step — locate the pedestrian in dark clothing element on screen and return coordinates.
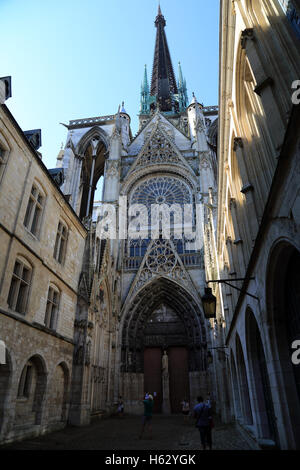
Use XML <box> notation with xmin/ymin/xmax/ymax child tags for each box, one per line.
<box><xmin>139</xmin><ymin>394</ymin><xmax>154</xmax><ymax>440</ymax></box>
<box><xmin>117</xmin><ymin>396</ymin><xmax>124</xmax><ymax>418</ymax></box>
<box><xmin>193</xmin><ymin>395</ymin><xmax>212</xmax><ymax>450</ymax></box>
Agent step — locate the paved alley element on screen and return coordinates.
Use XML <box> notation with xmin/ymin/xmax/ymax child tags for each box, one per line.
<box><xmin>1</xmin><ymin>414</ymin><xmax>255</xmax><ymax>451</ymax></box>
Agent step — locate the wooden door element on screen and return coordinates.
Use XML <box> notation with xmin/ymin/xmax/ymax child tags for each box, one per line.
<box><xmin>168</xmin><ymin>347</ymin><xmax>189</xmax><ymax>414</ymax></box>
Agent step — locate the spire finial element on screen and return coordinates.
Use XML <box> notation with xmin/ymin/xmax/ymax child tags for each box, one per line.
<box><xmin>152</xmin><ymin>2</ymin><xmax>178</xmax><ymax>111</ymax></box>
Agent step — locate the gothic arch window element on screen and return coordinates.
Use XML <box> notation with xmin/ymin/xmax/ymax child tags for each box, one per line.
<box><xmin>130</xmin><ymin>176</ymin><xmax>192</xmax><ymax>208</ymax></box>
<box><xmin>127</xmin><ymin>175</ymin><xmax>196</xmax><ymax>258</ymax></box>
<box><xmin>76</xmin><ymin>129</ymin><xmax>108</xmax><ymax>221</ymax></box>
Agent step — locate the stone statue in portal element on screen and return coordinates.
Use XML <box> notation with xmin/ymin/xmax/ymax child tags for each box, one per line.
<box><xmin>162</xmin><ymin>350</ymin><xmax>169</xmax><ymax>375</ymax></box>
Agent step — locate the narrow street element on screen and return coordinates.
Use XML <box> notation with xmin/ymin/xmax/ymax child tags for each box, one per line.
<box><xmin>1</xmin><ymin>414</ymin><xmax>256</xmax><ymax>451</ymax></box>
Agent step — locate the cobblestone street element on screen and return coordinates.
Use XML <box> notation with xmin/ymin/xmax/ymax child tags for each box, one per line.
<box><xmin>1</xmin><ymin>414</ymin><xmax>255</xmax><ymax>451</ymax></box>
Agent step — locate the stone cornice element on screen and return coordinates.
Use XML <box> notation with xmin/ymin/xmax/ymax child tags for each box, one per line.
<box><xmin>0</xmin><ymin>308</ymin><xmax>74</xmax><ymax>345</ymax></box>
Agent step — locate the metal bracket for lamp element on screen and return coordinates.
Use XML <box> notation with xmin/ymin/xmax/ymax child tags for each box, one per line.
<box><xmin>201</xmin><ymin>277</ymin><xmax>259</xmax><ymax>319</ymax></box>
<box><xmin>206</xmin><ymin>277</ymin><xmax>259</xmax><ymax>301</ymax></box>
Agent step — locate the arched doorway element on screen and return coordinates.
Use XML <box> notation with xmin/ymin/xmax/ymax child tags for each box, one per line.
<box><xmin>143</xmin><ymin>305</ymin><xmax>190</xmax><ymax>413</ymax></box>
<box><xmin>246</xmin><ymin>309</ymin><xmax>277</xmax><ymax>443</ymax></box>
<box><xmin>0</xmin><ymin>348</ymin><xmax>12</xmax><ymax>436</ymax></box>
<box><xmin>267</xmin><ymin>242</ymin><xmax>300</xmax><ymax>447</ymax></box>
<box><xmin>15</xmin><ymin>355</ymin><xmax>47</xmax><ymax>427</ymax></box>
<box><xmin>230</xmin><ymin>350</ymin><xmax>242</xmax><ymax>421</ymax></box>
<box><xmin>120</xmin><ymin>277</ymin><xmax>208</xmax><ymax>414</ymax></box>
<box><xmin>236</xmin><ymin>334</ymin><xmax>253</xmax><ymax>425</ymax></box>
<box><xmin>283</xmin><ymin>249</ymin><xmax>300</xmax><ymax>403</ymax></box>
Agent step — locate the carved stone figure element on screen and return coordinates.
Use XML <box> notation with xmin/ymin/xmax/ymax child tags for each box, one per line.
<box><xmin>162</xmin><ymin>350</ymin><xmax>169</xmax><ymax>375</ymax></box>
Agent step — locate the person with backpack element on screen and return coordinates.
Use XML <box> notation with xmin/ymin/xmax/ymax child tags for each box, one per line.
<box><xmin>193</xmin><ymin>395</ymin><xmax>213</xmax><ymax>450</ymax></box>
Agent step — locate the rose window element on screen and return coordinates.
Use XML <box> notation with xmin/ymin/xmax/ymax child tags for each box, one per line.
<box><xmin>130</xmin><ymin>176</ymin><xmax>192</xmax><ymax>209</ymax></box>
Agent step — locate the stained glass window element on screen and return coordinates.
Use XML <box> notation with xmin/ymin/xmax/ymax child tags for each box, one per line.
<box><xmin>127</xmin><ymin>176</ymin><xmax>198</xmax><ymax>258</ymax></box>
<box><xmin>130</xmin><ymin>176</ymin><xmax>192</xmax><ymax>208</ymax></box>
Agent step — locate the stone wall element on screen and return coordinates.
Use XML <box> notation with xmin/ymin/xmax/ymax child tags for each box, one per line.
<box><xmin>0</xmin><ymin>104</ymin><xmax>86</xmax><ymax>443</ymax></box>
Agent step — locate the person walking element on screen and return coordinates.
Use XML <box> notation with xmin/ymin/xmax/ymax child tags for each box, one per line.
<box><xmin>193</xmin><ymin>396</ymin><xmax>213</xmax><ymax>450</ymax></box>
<box><xmin>139</xmin><ymin>394</ymin><xmax>154</xmax><ymax>440</ymax></box>
<box><xmin>117</xmin><ymin>396</ymin><xmax>124</xmax><ymax>418</ymax></box>
<box><xmin>181</xmin><ymin>398</ymin><xmax>190</xmax><ymax>423</ymax></box>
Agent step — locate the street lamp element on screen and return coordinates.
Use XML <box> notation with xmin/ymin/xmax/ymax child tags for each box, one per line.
<box><xmin>201</xmin><ymin>277</ymin><xmax>258</xmax><ymax>320</ymax></box>
<box><xmin>201</xmin><ymin>287</ymin><xmax>217</xmax><ymax>319</ymax></box>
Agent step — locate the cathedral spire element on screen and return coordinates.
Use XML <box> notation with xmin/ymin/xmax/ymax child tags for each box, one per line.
<box><xmin>177</xmin><ymin>61</ymin><xmax>188</xmax><ymax>111</ymax></box>
<box><xmin>150</xmin><ymin>5</ymin><xmax>178</xmax><ymax>112</ymax></box>
<box><xmin>140</xmin><ymin>64</ymin><xmax>150</xmax><ymax>114</ymax></box>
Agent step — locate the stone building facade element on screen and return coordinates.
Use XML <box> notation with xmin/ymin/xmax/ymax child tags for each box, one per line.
<box><xmin>2</xmin><ymin>1</ymin><xmax>299</xmax><ymax>450</ymax></box>
<box><xmin>0</xmin><ymin>6</ymin><xmax>219</xmax><ymax>442</ymax></box>
<box><xmin>213</xmin><ymin>0</ymin><xmax>300</xmax><ymax>450</ymax></box>
<box><xmin>60</xmin><ymin>6</ymin><xmax>219</xmax><ymax>424</ymax></box>
<box><xmin>0</xmin><ymin>81</ymin><xmax>87</xmax><ymax>443</ymax></box>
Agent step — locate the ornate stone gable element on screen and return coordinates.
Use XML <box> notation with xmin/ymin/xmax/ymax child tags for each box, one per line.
<box><xmin>125</xmin><ymin>116</ymin><xmax>193</xmax><ymax>178</ymax></box>
<box><xmin>123</xmin><ymin>237</ymin><xmax>201</xmax><ymax>306</ymax></box>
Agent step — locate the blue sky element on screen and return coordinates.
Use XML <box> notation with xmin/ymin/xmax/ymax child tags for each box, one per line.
<box><xmin>0</xmin><ymin>0</ymin><xmax>220</xmax><ymax>170</ymax></box>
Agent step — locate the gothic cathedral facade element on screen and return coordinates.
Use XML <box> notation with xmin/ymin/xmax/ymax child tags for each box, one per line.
<box><xmin>58</xmin><ymin>6</ymin><xmax>218</xmax><ymax>424</ymax></box>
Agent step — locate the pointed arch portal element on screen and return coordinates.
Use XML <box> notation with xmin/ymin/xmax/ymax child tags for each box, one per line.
<box><xmin>120</xmin><ymin>276</ymin><xmax>207</xmax><ymax>413</ymax></box>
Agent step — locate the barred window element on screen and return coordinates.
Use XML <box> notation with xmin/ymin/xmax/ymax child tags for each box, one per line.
<box><xmin>7</xmin><ymin>259</ymin><xmax>32</xmax><ymax>314</ymax></box>
<box><xmin>44</xmin><ymin>286</ymin><xmax>60</xmax><ymax>330</ymax></box>
<box><xmin>24</xmin><ymin>184</ymin><xmax>45</xmax><ymax>236</ymax></box>
<box><xmin>53</xmin><ymin>221</ymin><xmax>68</xmax><ymax>264</ymax></box>
<box><xmin>17</xmin><ymin>362</ymin><xmax>33</xmax><ymax>398</ymax></box>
